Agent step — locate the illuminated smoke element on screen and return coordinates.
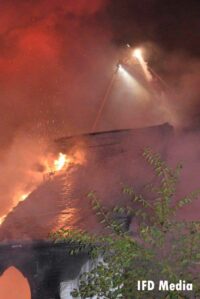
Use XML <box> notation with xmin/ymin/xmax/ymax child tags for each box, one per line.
<box><xmin>0</xmin><ymin>0</ymin><xmax>110</xmax><ymax>222</ymax></box>
<box><xmin>118</xmin><ymin>65</ymin><xmax>149</xmax><ymax>97</ymax></box>
<box><xmin>133</xmin><ymin>48</ymin><xmax>153</xmax><ymax>82</ymax></box>
<box><xmin>0</xmin><ymin>0</ymin><xmax>199</xmax><ymax>232</ymax></box>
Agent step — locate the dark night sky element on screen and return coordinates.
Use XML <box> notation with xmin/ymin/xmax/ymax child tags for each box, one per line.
<box><xmin>107</xmin><ymin>0</ymin><xmax>200</xmax><ymax>57</ymax></box>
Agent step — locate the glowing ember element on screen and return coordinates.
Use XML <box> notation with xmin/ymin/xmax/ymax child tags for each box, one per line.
<box><xmin>54</xmin><ymin>153</ymin><xmax>68</xmax><ymax>171</ymax></box>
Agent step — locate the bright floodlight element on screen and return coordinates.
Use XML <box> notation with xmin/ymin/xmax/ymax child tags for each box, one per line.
<box><xmin>118</xmin><ymin>63</ymin><xmax>122</xmax><ymax>70</ymax></box>
<box><xmin>132</xmin><ymin>48</ymin><xmax>143</xmax><ymax>60</ymax></box>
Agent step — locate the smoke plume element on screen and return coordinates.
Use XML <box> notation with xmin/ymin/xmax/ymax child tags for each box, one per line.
<box><xmin>0</xmin><ymin>0</ymin><xmax>112</xmax><ymax>217</ymax></box>
<box><xmin>0</xmin><ymin>0</ymin><xmax>200</xmax><ymax>222</ymax></box>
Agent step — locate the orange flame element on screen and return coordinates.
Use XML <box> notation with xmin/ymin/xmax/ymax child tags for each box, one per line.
<box><xmin>19</xmin><ymin>192</ymin><xmax>31</xmax><ymax>202</ymax></box>
<box><xmin>0</xmin><ymin>150</ymin><xmax>84</xmax><ymax>226</ymax></box>
<box><xmin>54</xmin><ymin>153</ymin><xmax>68</xmax><ymax>171</ymax></box>
<box><xmin>44</xmin><ymin>152</ymin><xmax>71</xmax><ymax>174</ymax></box>
<box><xmin>0</xmin><ymin>215</ymin><xmax>6</xmax><ymax>225</ymax></box>
<box><xmin>0</xmin><ymin>192</ymin><xmax>31</xmax><ymax>225</ymax></box>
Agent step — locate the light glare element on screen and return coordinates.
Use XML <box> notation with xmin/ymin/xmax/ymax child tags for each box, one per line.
<box><xmin>133</xmin><ymin>48</ymin><xmax>143</xmax><ymax>60</ymax></box>
<box><xmin>132</xmin><ymin>48</ymin><xmax>152</xmax><ymax>82</ymax></box>
<box><xmin>54</xmin><ymin>153</ymin><xmax>67</xmax><ymax>171</ymax></box>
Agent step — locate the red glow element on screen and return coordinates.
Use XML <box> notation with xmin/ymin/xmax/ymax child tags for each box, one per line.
<box><xmin>0</xmin><ymin>267</ymin><xmax>31</xmax><ymax>299</ymax></box>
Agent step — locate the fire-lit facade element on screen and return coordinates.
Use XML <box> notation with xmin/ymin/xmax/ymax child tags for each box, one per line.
<box><xmin>1</xmin><ymin>124</ymin><xmax>200</xmax><ymax>298</ymax></box>
<box><xmin>0</xmin><ymin>126</ymin><xmax>173</xmax><ymax>298</ymax></box>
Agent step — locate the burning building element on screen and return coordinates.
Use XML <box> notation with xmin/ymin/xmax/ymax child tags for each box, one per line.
<box><xmin>0</xmin><ymin>125</ymin><xmax>173</xmax><ymax>241</ymax></box>
<box><xmin>0</xmin><ymin>123</ymin><xmax>200</xmax><ymax>298</ymax></box>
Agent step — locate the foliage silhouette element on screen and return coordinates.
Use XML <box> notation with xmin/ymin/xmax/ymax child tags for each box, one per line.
<box><xmin>52</xmin><ymin>148</ymin><xmax>200</xmax><ymax>299</ymax></box>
